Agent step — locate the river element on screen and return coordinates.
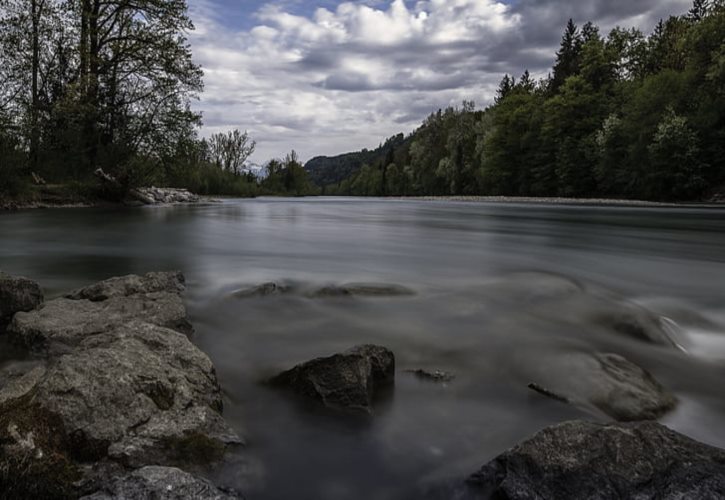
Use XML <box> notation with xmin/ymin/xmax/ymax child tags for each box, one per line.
<box><xmin>1</xmin><ymin>198</ymin><xmax>725</xmax><ymax>499</ymax></box>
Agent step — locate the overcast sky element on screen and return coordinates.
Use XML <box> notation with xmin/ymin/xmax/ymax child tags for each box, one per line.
<box><xmin>187</xmin><ymin>0</ymin><xmax>693</xmax><ymax>163</ymax></box>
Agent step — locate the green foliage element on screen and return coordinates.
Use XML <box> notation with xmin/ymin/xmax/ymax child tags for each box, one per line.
<box><xmin>327</xmin><ymin>0</ymin><xmax>724</xmax><ymax>202</ymax></box>
<box><xmin>261</xmin><ymin>151</ymin><xmax>319</xmax><ymax>196</ymax></box>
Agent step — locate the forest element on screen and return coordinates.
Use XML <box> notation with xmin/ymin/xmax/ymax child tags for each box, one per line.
<box><xmin>1</xmin><ymin>0</ymin><xmax>723</xmax><ymax>202</ymax></box>
<box><xmin>0</xmin><ymin>0</ymin><xmax>316</xmax><ymax>201</ymax></box>
<box><xmin>324</xmin><ymin>0</ymin><xmax>725</xmax><ymax>201</ymax></box>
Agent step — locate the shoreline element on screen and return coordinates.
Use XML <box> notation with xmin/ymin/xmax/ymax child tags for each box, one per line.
<box><xmin>3</xmin><ymin>193</ymin><xmax>724</xmax><ymax>211</ymax></box>
<box><xmin>390</xmin><ymin>195</ymin><xmax>725</xmax><ymax>208</ymax></box>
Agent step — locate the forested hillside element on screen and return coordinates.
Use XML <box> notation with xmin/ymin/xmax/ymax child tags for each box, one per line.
<box><xmin>305</xmin><ymin>134</ymin><xmax>409</xmax><ymax>188</ymax></box>
<box><xmin>327</xmin><ymin>1</ymin><xmax>725</xmax><ymax>201</ymax></box>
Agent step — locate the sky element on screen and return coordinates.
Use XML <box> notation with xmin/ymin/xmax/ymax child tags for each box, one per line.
<box><xmin>187</xmin><ymin>0</ymin><xmax>693</xmax><ymax>163</ymax></box>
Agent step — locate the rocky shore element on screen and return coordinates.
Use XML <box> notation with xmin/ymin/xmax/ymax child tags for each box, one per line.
<box><xmin>0</xmin><ymin>271</ymin><xmax>241</xmax><ymax>499</ymax></box>
<box><xmin>2</xmin><ymin>271</ymin><xmax>725</xmax><ymax>499</ymax></box>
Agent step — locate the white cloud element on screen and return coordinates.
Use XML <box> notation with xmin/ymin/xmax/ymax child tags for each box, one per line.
<box><xmin>188</xmin><ymin>0</ymin><xmax>692</xmax><ymax>163</ymax></box>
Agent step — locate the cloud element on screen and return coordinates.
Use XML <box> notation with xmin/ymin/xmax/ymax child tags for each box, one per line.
<box><xmin>188</xmin><ymin>0</ymin><xmax>693</xmax><ymax>162</ymax></box>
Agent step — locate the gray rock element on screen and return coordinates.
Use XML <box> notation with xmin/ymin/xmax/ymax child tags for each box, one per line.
<box><xmin>0</xmin><ymin>321</ymin><xmax>240</xmax><ymax>490</ymax></box>
<box><xmin>66</xmin><ymin>271</ymin><xmax>185</xmax><ymax>301</ymax></box>
<box><xmin>310</xmin><ymin>283</ymin><xmax>415</xmax><ymax>298</ymax></box>
<box><xmin>588</xmin><ymin>301</ymin><xmax>682</xmax><ymax>348</ymax></box>
<box><xmin>81</xmin><ymin>466</ymin><xmax>241</xmax><ymax>500</ymax></box>
<box><xmin>0</xmin><ymin>272</ymin><xmax>43</xmax><ymax>324</ymax></box>
<box><xmin>8</xmin><ymin>272</ymin><xmax>191</xmax><ymax>351</ymax></box>
<box><xmin>232</xmin><ymin>282</ymin><xmax>292</xmax><ymax>298</ymax></box>
<box><xmin>406</xmin><ymin>369</ymin><xmax>455</xmax><ymax>383</ymax></box>
<box><xmin>528</xmin><ymin>352</ymin><xmax>676</xmax><ymax>422</ymax></box>
<box><xmin>468</xmin><ymin>420</ymin><xmax>725</xmax><ymax>500</ymax></box>
<box><xmin>271</xmin><ymin>345</ymin><xmax>395</xmax><ymax>413</ymax></box>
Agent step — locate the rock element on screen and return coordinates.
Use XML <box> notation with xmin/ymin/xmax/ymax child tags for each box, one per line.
<box><xmin>589</xmin><ymin>301</ymin><xmax>682</xmax><ymax>348</ymax></box>
<box><xmin>0</xmin><ymin>272</ymin><xmax>43</xmax><ymax>324</ymax></box>
<box><xmin>81</xmin><ymin>466</ymin><xmax>241</xmax><ymax>500</ymax></box>
<box><xmin>529</xmin><ymin>352</ymin><xmax>676</xmax><ymax>421</ymax></box>
<box><xmin>8</xmin><ymin>272</ymin><xmax>191</xmax><ymax>351</ymax></box>
<box><xmin>232</xmin><ymin>282</ymin><xmax>292</xmax><ymax>298</ymax></box>
<box><xmin>0</xmin><ymin>321</ymin><xmax>240</xmax><ymax>497</ymax></box>
<box><xmin>270</xmin><ymin>345</ymin><xmax>395</xmax><ymax>413</ymax></box>
<box><xmin>231</xmin><ymin>281</ymin><xmax>415</xmax><ymax>300</ymax></box>
<box><xmin>310</xmin><ymin>283</ymin><xmax>415</xmax><ymax>298</ymax></box>
<box><xmin>406</xmin><ymin>369</ymin><xmax>455</xmax><ymax>383</ymax></box>
<box><xmin>134</xmin><ymin>187</ymin><xmax>200</xmax><ymax>205</ymax></box>
<box><xmin>468</xmin><ymin>420</ymin><xmax>725</xmax><ymax>500</ymax></box>
<box><xmin>66</xmin><ymin>271</ymin><xmax>185</xmax><ymax>301</ymax></box>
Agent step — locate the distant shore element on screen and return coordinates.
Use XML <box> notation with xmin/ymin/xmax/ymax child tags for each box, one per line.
<box><xmin>4</xmin><ymin>192</ymin><xmax>724</xmax><ymax>211</ymax></box>
<box><xmin>393</xmin><ymin>196</ymin><xmax>724</xmax><ymax>208</ymax></box>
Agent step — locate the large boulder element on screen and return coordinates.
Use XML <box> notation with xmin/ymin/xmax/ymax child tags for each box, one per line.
<box><xmin>468</xmin><ymin>420</ymin><xmax>725</xmax><ymax>500</ymax></box>
<box><xmin>271</xmin><ymin>345</ymin><xmax>395</xmax><ymax>413</ymax></box>
<box><xmin>528</xmin><ymin>352</ymin><xmax>677</xmax><ymax>421</ymax></box>
<box><xmin>0</xmin><ymin>271</ymin><xmax>43</xmax><ymax>325</ymax></box>
<box><xmin>0</xmin><ymin>321</ymin><xmax>240</xmax><ymax>496</ymax></box>
<box><xmin>81</xmin><ymin>466</ymin><xmax>241</xmax><ymax>500</ymax></box>
<box><xmin>8</xmin><ymin>271</ymin><xmax>191</xmax><ymax>351</ymax></box>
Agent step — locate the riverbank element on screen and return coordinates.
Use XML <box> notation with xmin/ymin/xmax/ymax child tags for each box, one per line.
<box><xmin>0</xmin><ymin>183</ymin><xmax>216</xmax><ymax>211</ymax></box>
<box><xmin>396</xmin><ymin>195</ymin><xmax>725</xmax><ymax>208</ymax></box>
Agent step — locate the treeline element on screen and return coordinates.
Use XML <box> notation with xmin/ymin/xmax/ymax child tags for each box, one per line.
<box><xmin>0</xmin><ymin>0</ymin><xmax>315</xmax><ymax>200</ymax></box>
<box><xmin>327</xmin><ymin>0</ymin><xmax>725</xmax><ymax>201</ymax></box>
<box><xmin>305</xmin><ymin>133</ymin><xmax>410</xmax><ymax>187</ymax></box>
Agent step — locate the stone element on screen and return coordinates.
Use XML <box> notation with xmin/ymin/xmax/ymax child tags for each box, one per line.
<box><xmin>589</xmin><ymin>301</ymin><xmax>682</xmax><ymax>348</ymax></box>
<box><xmin>81</xmin><ymin>466</ymin><xmax>242</xmax><ymax>500</ymax></box>
<box><xmin>65</xmin><ymin>271</ymin><xmax>186</xmax><ymax>301</ymax></box>
<box><xmin>0</xmin><ymin>272</ymin><xmax>43</xmax><ymax>324</ymax></box>
<box><xmin>310</xmin><ymin>283</ymin><xmax>415</xmax><ymax>298</ymax></box>
<box><xmin>232</xmin><ymin>282</ymin><xmax>292</xmax><ymax>298</ymax></box>
<box><xmin>468</xmin><ymin>420</ymin><xmax>725</xmax><ymax>500</ymax></box>
<box><xmin>270</xmin><ymin>345</ymin><xmax>395</xmax><ymax>413</ymax></box>
<box><xmin>406</xmin><ymin>369</ymin><xmax>455</xmax><ymax>383</ymax></box>
<box><xmin>528</xmin><ymin>352</ymin><xmax>676</xmax><ymax>422</ymax></box>
<box><xmin>0</xmin><ymin>321</ymin><xmax>240</xmax><ymax>493</ymax></box>
<box><xmin>8</xmin><ymin>271</ymin><xmax>192</xmax><ymax>351</ymax></box>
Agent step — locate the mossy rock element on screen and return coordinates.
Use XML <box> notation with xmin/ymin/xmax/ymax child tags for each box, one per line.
<box><xmin>0</xmin><ymin>394</ymin><xmax>81</xmax><ymax>499</ymax></box>
<box><xmin>160</xmin><ymin>432</ymin><xmax>227</xmax><ymax>466</ymax></box>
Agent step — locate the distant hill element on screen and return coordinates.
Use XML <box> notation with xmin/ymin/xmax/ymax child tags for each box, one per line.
<box><xmin>304</xmin><ymin>133</ymin><xmax>409</xmax><ymax>187</ymax></box>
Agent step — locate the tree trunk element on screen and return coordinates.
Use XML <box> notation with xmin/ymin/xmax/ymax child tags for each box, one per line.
<box><xmin>30</xmin><ymin>0</ymin><xmax>44</xmax><ymax>173</ymax></box>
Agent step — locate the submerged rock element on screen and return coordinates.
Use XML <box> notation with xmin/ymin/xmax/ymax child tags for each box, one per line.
<box><xmin>529</xmin><ymin>352</ymin><xmax>676</xmax><ymax>422</ymax></box>
<box><xmin>270</xmin><ymin>345</ymin><xmax>395</xmax><ymax>413</ymax></box>
<box><xmin>310</xmin><ymin>283</ymin><xmax>415</xmax><ymax>298</ymax></box>
<box><xmin>231</xmin><ymin>281</ymin><xmax>415</xmax><ymax>299</ymax></box>
<box><xmin>588</xmin><ymin>301</ymin><xmax>682</xmax><ymax>348</ymax></box>
<box><xmin>406</xmin><ymin>369</ymin><xmax>455</xmax><ymax>383</ymax></box>
<box><xmin>8</xmin><ymin>271</ymin><xmax>191</xmax><ymax>351</ymax></box>
<box><xmin>81</xmin><ymin>466</ymin><xmax>242</xmax><ymax>500</ymax></box>
<box><xmin>0</xmin><ymin>272</ymin><xmax>43</xmax><ymax>325</ymax></box>
<box><xmin>469</xmin><ymin>420</ymin><xmax>725</xmax><ymax>500</ymax></box>
<box><xmin>232</xmin><ymin>282</ymin><xmax>292</xmax><ymax>298</ymax></box>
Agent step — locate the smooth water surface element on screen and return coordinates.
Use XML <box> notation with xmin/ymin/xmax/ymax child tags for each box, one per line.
<box><xmin>2</xmin><ymin>198</ymin><xmax>725</xmax><ymax>499</ymax></box>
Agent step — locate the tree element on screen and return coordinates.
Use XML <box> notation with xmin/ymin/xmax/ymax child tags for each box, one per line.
<box><xmin>208</xmin><ymin>129</ymin><xmax>256</xmax><ymax>175</ymax></box>
<box><xmin>688</xmin><ymin>0</ymin><xmax>711</xmax><ymax>22</ymax></box>
<box><xmin>496</xmin><ymin>74</ymin><xmax>515</xmax><ymax>103</ymax></box>
<box><xmin>551</xmin><ymin>19</ymin><xmax>582</xmax><ymax>92</ymax></box>
<box><xmin>646</xmin><ymin>108</ymin><xmax>706</xmax><ymax>199</ymax></box>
